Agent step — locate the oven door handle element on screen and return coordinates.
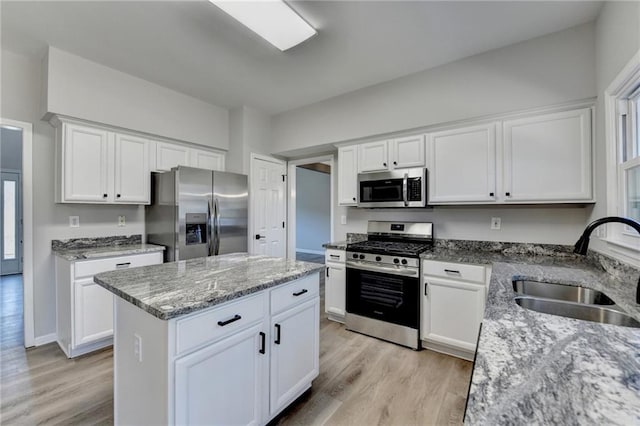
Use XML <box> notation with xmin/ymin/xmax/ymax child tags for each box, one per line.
<box><xmin>346</xmin><ymin>261</ymin><xmax>419</xmax><ymax>277</ymax></box>
<box><xmin>402</xmin><ymin>173</ymin><xmax>409</xmax><ymax>207</ymax></box>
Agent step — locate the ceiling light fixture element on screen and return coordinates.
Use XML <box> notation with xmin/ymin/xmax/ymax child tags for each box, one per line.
<box><xmin>209</xmin><ymin>0</ymin><xmax>316</xmax><ymax>51</ymax></box>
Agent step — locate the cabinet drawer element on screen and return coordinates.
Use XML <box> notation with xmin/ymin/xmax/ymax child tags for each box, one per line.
<box><xmin>75</xmin><ymin>252</ymin><xmax>163</xmax><ymax>278</ymax></box>
<box><xmin>325</xmin><ymin>249</ymin><xmax>345</xmax><ymax>263</ymax></box>
<box><xmin>271</xmin><ymin>274</ymin><xmax>319</xmax><ymax>315</ymax></box>
<box><xmin>422</xmin><ymin>260</ymin><xmax>486</xmax><ymax>284</ymax></box>
<box><xmin>175</xmin><ymin>292</ymin><xmax>267</xmax><ymax>355</ymax></box>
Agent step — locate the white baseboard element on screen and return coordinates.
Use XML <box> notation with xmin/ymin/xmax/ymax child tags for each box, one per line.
<box><xmin>34</xmin><ymin>332</ymin><xmax>57</xmax><ymax>347</ymax></box>
<box><xmin>296</xmin><ymin>248</ymin><xmax>324</xmax><ymax>255</ymax></box>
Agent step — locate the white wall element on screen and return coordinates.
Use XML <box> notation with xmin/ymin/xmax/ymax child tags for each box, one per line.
<box><xmin>44</xmin><ymin>47</ymin><xmax>229</xmax><ymax>150</ymax></box>
<box><xmin>589</xmin><ymin>1</ymin><xmax>640</xmax><ymax>265</ymax></box>
<box><xmin>274</xmin><ymin>23</ymin><xmax>597</xmax><ymax>245</ymax></box>
<box><xmin>272</xmin><ymin>23</ymin><xmax>596</xmax><ymax>153</ymax></box>
<box><xmin>296</xmin><ymin>167</ymin><xmax>331</xmax><ymax>252</ymax></box>
<box><xmin>226</xmin><ymin>106</ymin><xmax>273</xmax><ymax>174</ymax></box>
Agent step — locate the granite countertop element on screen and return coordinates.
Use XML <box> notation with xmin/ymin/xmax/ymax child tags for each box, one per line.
<box><xmin>417</xmin><ymin>242</ymin><xmax>640</xmax><ymax>424</ymax></box>
<box><xmin>52</xmin><ymin>235</ymin><xmax>165</xmax><ymax>261</ymax></box>
<box><xmin>94</xmin><ymin>253</ymin><xmax>324</xmax><ymax>320</ymax></box>
<box><xmin>322</xmin><ymin>233</ymin><xmax>367</xmax><ymax>250</ymax></box>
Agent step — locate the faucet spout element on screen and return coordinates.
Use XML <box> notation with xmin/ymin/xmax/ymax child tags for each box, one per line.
<box><xmin>573</xmin><ymin>216</ymin><xmax>640</xmax><ymax>304</ymax></box>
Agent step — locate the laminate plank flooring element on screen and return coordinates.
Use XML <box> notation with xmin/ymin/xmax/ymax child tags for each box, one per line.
<box><xmin>1</xmin><ymin>271</ymin><xmax>472</xmax><ymax>425</ymax></box>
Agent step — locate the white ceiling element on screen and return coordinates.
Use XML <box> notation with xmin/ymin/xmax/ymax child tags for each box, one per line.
<box><xmin>1</xmin><ymin>1</ymin><xmax>602</xmax><ymax>114</ymax></box>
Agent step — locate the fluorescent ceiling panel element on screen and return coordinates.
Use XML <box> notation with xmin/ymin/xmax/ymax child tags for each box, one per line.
<box><xmin>210</xmin><ymin>0</ymin><xmax>316</xmax><ymax>51</ymax></box>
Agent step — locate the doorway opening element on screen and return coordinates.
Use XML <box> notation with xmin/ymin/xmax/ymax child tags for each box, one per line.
<box><xmin>287</xmin><ymin>155</ymin><xmax>334</xmax><ymax>264</ymax></box>
<box><xmin>1</xmin><ymin>119</ymin><xmax>34</xmax><ymax>348</ymax></box>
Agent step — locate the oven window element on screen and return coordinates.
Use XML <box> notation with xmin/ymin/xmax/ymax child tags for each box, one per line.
<box><xmin>360</xmin><ymin>179</ymin><xmax>403</xmax><ymax>202</ymax></box>
<box><xmin>346</xmin><ymin>268</ymin><xmax>419</xmax><ymax>328</ymax></box>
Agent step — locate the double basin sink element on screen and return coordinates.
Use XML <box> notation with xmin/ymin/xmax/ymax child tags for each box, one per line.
<box><xmin>512</xmin><ymin>279</ymin><xmax>640</xmax><ymax>328</ymax></box>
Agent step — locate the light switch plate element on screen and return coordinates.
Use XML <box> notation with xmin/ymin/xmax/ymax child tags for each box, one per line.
<box><xmin>69</xmin><ymin>216</ymin><xmax>80</xmax><ymax>228</ymax></box>
<box><xmin>118</xmin><ymin>215</ymin><xmax>126</xmax><ymax>227</ymax></box>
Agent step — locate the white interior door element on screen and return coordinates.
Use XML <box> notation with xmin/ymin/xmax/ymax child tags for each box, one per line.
<box><xmin>251</xmin><ymin>156</ymin><xmax>286</xmax><ymax>258</ymax></box>
<box><xmin>1</xmin><ymin>171</ymin><xmax>22</xmax><ymax>275</ymax></box>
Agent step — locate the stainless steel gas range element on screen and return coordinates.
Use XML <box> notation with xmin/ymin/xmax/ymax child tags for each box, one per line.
<box><xmin>345</xmin><ymin>221</ymin><xmax>433</xmax><ymax>350</ymax></box>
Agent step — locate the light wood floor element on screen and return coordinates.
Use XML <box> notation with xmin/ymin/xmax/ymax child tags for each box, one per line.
<box><xmin>1</xmin><ymin>270</ymin><xmax>472</xmax><ymax>425</ymax></box>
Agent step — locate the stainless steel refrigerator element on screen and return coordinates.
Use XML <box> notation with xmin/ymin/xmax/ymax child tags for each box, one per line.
<box><xmin>145</xmin><ymin>166</ymin><xmax>248</xmax><ymax>262</ymax></box>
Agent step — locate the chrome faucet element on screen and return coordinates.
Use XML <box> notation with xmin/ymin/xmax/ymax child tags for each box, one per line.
<box><xmin>573</xmin><ymin>216</ymin><xmax>640</xmax><ymax>303</ymax></box>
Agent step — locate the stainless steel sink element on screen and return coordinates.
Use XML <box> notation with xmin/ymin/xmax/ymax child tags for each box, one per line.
<box><xmin>514</xmin><ymin>296</ymin><xmax>640</xmax><ymax>328</ymax></box>
<box><xmin>512</xmin><ymin>280</ymin><xmax>615</xmax><ymax>305</ymax></box>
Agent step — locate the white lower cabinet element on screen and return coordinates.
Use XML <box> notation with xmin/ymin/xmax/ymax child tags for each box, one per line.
<box><xmin>174</xmin><ymin>322</ymin><xmax>266</xmax><ymax>426</ymax></box>
<box><xmin>325</xmin><ymin>249</ymin><xmax>346</xmax><ymax>322</ymax></box>
<box><xmin>55</xmin><ymin>252</ymin><xmax>163</xmax><ymax>358</ymax></box>
<box><xmin>270</xmin><ymin>298</ymin><xmax>320</xmax><ymax>416</ymax></box>
<box><xmin>421</xmin><ymin>260</ymin><xmax>488</xmax><ymax>361</ymax></box>
<box><xmin>113</xmin><ymin>273</ymin><xmax>320</xmax><ymax>425</ymax></box>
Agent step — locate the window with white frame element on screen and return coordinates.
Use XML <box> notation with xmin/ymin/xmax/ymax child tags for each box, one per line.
<box><xmin>606</xmin><ymin>51</ymin><xmax>640</xmax><ymax>253</ymax></box>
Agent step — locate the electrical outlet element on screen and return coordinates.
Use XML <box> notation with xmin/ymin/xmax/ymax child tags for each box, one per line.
<box><xmin>134</xmin><ymin>334</ymin><xmax>142</xmax><ymax>362</ymax></box>
<box><xmin>69</xmin><ymin>216</ymin><xmax>80</xmax><ymax>228</ymax></box>
<box><xmin>118</xmin><ymin>215</ymin><xmax>126</xmax><ymax>227</ymax></box>
<box><xmin>341</xmin><ymin>215</ymin><xmax>347</xmax><ymax>225</ymax></box>
<box><xmin>491</xmin><ymin>217</ymin><xmax>501</xmax><ymax>230</ymax></box>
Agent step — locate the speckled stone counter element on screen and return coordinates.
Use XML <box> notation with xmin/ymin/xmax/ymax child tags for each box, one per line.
<box><xmin>323</xmin><ymin>233</ymin><xmax>367</xmax><ymax>250</ymax></box>
<box><xmin>94</xmin><ymin>253</ymin><xmax>324</xmax><ymax>320</ymax></box>
<box><xmin>419</xmin><ymin>241</ymin><xmax>640</xmax><ymax>425</ymax></box>
<box><xmin>52</xmin><ymin>235</ymin><xmax>165</xmax><ymax>261</ymax></box>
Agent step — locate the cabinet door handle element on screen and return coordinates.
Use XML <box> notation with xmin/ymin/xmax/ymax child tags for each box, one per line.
<box><xmin>217</xmin><ymin>314</ymin><xmax>242</xmax><ymax>327</ymax></box>
<box><xmin>103</xmin><ymin>193</ymin><xmax>108</xmax><ymax>198</ymax></box>
<box><xmin>393</xmin><ymin>161</ymin><xmax>397</xmax><ymax>166</ymax></box>
<box><xmin>505</xmin><ymin>192</ymin><xmax>511</xmax><ymax>197</ymax></box>
<box><xmin>424</xmin><ymin>282</ymin><xmax>428</xmax><ymax>296</ymax></box>
<box><xmin>383</xmin><ymin>162</ymin><xmax>387</xmax><ymax>167</ymax></box>
<box><xmin>293</xmin><ymin>289</ymin><xmax>308</xmax><ymax>297</ymax></box>
<box><xmin>444</xmin><ymin>269</ymin><xmax>461</xmax><ymax>275</ymax></box>
<box><xmin>274</xmin><ymin>324</ymin><xmax>281</xmax><ymax>344</ymax></box>
<box><xmin>115</xmin><ymin>262</ymin><xmax>131</xmax><ymax>269</ymax></box>
<box><xmin>116</xmin><ymin>194</ymin><xmax>121</xmax><ymax>198</ymax></box>
<box><xmin>259</xmin><ymin>332</ymin><xmax>266</xmax><ymax>354</ymax></box>
<box><xmin>489</xmin><ymin>192</ymin><xmax>494</xmax><ymax>197</ymax></box>
<box><xmin>352</xmin><ymin>197</ymin><xmax>356</xmax><ymax>201</ymax></box>
<box><xmin>326</xmin><ymin>267</ymin><xmax>329</xmax><ymax>277</ymax></box>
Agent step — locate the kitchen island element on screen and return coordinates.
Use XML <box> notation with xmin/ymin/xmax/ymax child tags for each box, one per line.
<box><xmin>94</xmin><ymin>253</ymin><xmax>324</xmax><ymax>426</ymax></box>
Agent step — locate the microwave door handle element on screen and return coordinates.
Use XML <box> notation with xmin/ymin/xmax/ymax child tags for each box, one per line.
<box><xmin>402</xmin><ymin>173</ymin><xmax>409</xmax><ymax>206</ymax></box>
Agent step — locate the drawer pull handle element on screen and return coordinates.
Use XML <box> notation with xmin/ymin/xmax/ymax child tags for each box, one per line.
<box><xmin>444</xmin><ymin>269</ymin><xmax>461</xmax><ymax>275</ymax></box>
<box><xmin>293</xmin><ymin>289</ymin><xmax>308</xmax><ymax>297</ymax></box>
<box><xmin>330</xmin><ymin>255</ymin><xmax>340</xmax><ymax>259</ymax></box>
<box><xmin>259</xmin><ymin>332</ymin><xmax>266</xmax><ymax>354</ymax></box>
<box><xmin>116</xmin><ymin>262</ymin><xmax>131</xmax><ymax>269</ymax></box>
<box><xmin>274</xmin><ymin>323</ymin><xmax>281</xmax><ymax>344</ymax></box>
<box><xmin>217</xmin><ymin>314</ymin><xmax>242</xmax><ymax>327</ymax></box>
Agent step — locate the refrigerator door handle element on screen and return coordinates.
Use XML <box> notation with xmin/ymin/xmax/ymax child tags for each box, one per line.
<box><xmin>214</xmin><ymin>197</ymin><xmax>221</xmax><ymax>255</ymax></box>
<box><xmin>207</xmin><ymin>196</ymin><xmax>214</xmax><ymax>256</ymax></box>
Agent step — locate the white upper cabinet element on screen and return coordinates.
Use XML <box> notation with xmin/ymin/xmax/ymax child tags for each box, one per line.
<box><xmin>390</xmin><ymin>135</ymin><xmax>425</xmax><ymax>169</ymax></box>
<box><xmin>358</xmin><ymin>140</ymin><xmax>389</xmax><ymax>173</ymax></box>
<box><xmin>191</xmin><ymin>149</ymin><xmax>225</xmax><ymax>171</ymax></box>
<box><xmin>428</xmin><ymin>123</ymin><xmax>497</xmax><ymax>203</ymax></box>
<box><xmin>358</xmin><ymin>137</ymin><xmax>426</xmax><ymax>174</ymax></box>
<box><xmin>60</xmin><ymin>123</ymin><xmax>110</xmax><ymax>203</ymax></box>
<box><xmin>338</xmin><ymin>146</ymin><xmax>359</xmax><ymax>206</ymax></box>
<box><xmin>502</xmin><ymin>108</ymin><xmax>592</xmax><ymax>202</ymax></box>
<box><xmin>155</xmin><ymin>142</ymin><xmax>191</xmax><ymax>171</ymax></box>
<box><xmin>114</xmin><ymin>133</ymin><xmax>150</xmax><ymax>203</ymax></box>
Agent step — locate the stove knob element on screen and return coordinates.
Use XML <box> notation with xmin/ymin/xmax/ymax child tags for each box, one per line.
<box><xmin>359</xmin><ymin>254</ymin><xmax>365</xmax><ymax>260</ymax></box>
<box><xmin>393</xmin><ymin>258</ymin><xmax>399</xmax><ymax>264</ymax></box>
<box><xmin>375</xmin><ymin>256</ymin><xmax>382</xmax><ymax>262</ymax></box>
<box><xmin>401</xmin><ymin>259</ymin><xmax>408</xmax><ymax>265</ymax></box>
<box><xmin>352</xmin><ymin>253</ymin><xmax>358</xmax><ymax>259</ymax></box>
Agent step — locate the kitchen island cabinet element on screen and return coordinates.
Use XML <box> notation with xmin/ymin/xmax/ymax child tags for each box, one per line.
<box><xmin>94</xmin><ymin>254</ymin><xmax>322</xmax><ymax>426</ymax></box>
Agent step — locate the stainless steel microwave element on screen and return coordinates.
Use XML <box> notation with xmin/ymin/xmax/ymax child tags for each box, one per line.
<box><xmin>357</xmin><ymin>168</ymin><xmax>427</xmax><ymax>208</ymax></box>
